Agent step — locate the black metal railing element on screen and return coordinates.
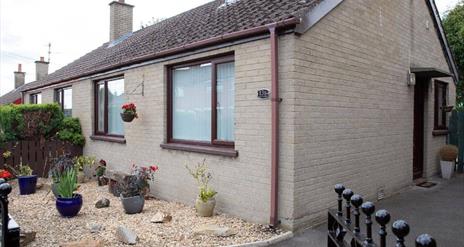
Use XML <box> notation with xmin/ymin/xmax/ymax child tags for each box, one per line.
<box><xmin>0</xmin><ymin>178</ymin><xmax>20</xmax><ymax>247</ymax></box>
<box><xmin>328</xmin><ymin>184</ymin><xmax>437</xmax><ymax>247</ymax></box>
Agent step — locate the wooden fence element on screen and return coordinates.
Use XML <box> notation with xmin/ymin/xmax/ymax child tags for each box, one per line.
<box><xmin>0</xmin><ymin>139</ymin><xmax>83</xmax><ymax>177</ymax></box>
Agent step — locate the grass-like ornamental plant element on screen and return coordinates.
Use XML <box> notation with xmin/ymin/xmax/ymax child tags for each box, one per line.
<box><xmin>439</xmin><ymin>145</ymin><xmax>458</xmax><ymax>161</ymax></box>
<box><xmin>186</xmin><ymin>160</ymin><xmax>217</xmax><ymax>203</ymax></box>
<box><xmin>57</xmin><ymin>167</ymin><xmax>78</xmax><ymax>198</ymax></box>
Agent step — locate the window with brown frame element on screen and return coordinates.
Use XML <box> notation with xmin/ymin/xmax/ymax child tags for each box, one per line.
<box><xmin>434</xmin><ymin>81</ymin><xmax>448</xmax><ymax>130</ymax></box>
<box><xmin>55</xmin><ymin>87</ymin><xmax>72</xmax><ymax>117</ymax></box>
<box><xmin>94</xmin><ymin>77</ymin><xmax>125</xmax><ymax>137</ymax></box>
<box><xmin>167</xmin><ymin>55</ymin><xmax>235</xmax><ymax>148</ymax></box>
<box><xmin>30</xmin><ymin>93</ymin><xmax>42</xmax><ymax>104</ymax></box>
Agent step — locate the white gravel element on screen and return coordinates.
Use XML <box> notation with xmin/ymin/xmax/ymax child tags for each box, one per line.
<box><xmin>8</xmin><ymin>179</ymin><xmax>283</xmax><ymax>246</ymax></box>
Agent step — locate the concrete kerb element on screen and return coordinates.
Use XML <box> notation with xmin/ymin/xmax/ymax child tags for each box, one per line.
<box><xmin>227</xmin><ymin>231</ymin><xmax>294</xmax><ymax>247</ymax></box>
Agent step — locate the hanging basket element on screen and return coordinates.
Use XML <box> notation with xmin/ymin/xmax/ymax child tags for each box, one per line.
<box><xmin>121</xmin><ymin>112</ymin><xmax>136</xmax><ymax>122</ymax></box>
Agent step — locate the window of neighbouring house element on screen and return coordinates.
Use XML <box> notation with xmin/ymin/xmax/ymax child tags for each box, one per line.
<box><xmin>55</xmin><ymin>87</ymin><xmax>73</xmax><ymax>117</ymax></box>
<box><xmin>168</xmin><ymin>55</ymin><xmax>235</xmax><ymax>147</ymax></box>
<box><xmin>434</xmin><ymin>81</ymin><xmax>448</xmax><ymax>130</ymax></box>
<box><xmin>95</xmin><ymin>77</ymin><xmax>125</xmax><ymax>137</ymax></box>
<box><xmin>30</xmin><ymin>93</ymin><xmax>42</xmax><ymax>104</ymax></box>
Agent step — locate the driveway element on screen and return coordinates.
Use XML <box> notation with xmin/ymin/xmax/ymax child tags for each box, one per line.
<box><xmin>272</xmin><ymin>174</ymin><xmax>464</xmax><ymax>247</ymax></box>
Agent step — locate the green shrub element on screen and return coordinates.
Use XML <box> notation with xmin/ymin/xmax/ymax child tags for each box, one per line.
<box><xmin>0</xmin><ymin>103</ymin><xmax>64</xmax><ymax>143</ymax></box>
<box><xmin>56</xmin><ymin>118</ymin><xmax>85</xmax><ymax>146</ymax></box>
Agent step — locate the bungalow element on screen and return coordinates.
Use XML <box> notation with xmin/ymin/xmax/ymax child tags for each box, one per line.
<box><xmin>15</xmin><ymin>0</ymin><xmax>459</xmax><ymax>230</ymax></box>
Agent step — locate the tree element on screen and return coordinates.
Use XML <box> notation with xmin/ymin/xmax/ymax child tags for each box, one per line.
<box><xmin>443</xmin><ymin>1</ymin><xmax>464</xmax><ymax>108</ymax></box>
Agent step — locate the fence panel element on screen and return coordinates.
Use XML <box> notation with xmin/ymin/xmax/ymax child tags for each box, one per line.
<box><xmin>0</xmin><ymin>139</ymin><xmax>82</xmax><ymax>177</ymax></box>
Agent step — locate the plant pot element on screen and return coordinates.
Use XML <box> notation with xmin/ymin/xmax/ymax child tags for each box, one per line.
<box><xmin>440</xmin><ymin>160</ymin><xmax>455</xmax><ymax>179</ymax></box>
<box><xmin>109</xmin><ymin>179</ymin><xmax>121</xmax><ymax>196</ymax></box>
<box><xmin>98</xmin><ymin>176</ymin><xmax>109</xmax><ymax>186</ymax></box>
<box><xmin>51</xmin><ymin>183</ymin><xmax>60</xmax><ymax>198</ymax></box>
<box><xmin>195</xmin><ymin>197</ymin><xmax>216</xmax><ymax>217</ymax></box>
<box><xmin>121</xmin><ymin>195</ymin><xmax>145</xmax><ymax>214</ymax></box>
<box><xmin>56</xmin><ymin>193</ymin><xmax>83</xmax><ymax>217</ymax></box>
<box><xmin>120</xmin><ymin>112</ymin><xmax>136</xmax><ymax>122</ymax></box>
<box><xmin>18</xmin><ymin>175</ymin><xmax>38</xmax><ymax>195</ymax></box>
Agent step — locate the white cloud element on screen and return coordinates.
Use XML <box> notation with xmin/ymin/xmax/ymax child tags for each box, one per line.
<box><xmin>0</xmin><ymin>0</ymin><xmax>210</xmax><ymax>95</ymax></box>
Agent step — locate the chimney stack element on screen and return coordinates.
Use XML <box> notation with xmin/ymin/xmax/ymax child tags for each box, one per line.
<box><xmin>35</xmin><ymin>56</ymin><xmax>49</xmax><ymax>81</ymax></box>
<box><xmin>109</xmin><ymin>0</ymin><xmax>134</xmax><ymax>42</ymax></box>
<box><xmin>14</xmin><ymin>64</ymin><xmax>25</xmax><ymax>89</ymax></box>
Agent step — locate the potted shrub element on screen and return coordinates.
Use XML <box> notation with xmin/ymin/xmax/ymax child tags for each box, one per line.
<box><xmin>119</xmin><ymin>164</ymin><xmax>158</xmax><ymax>214</ymax></box>
<box><xmin>186</xmin><ymin>160</ymin><xmax>217</xmax><ymax>217</ymax></box>
<box><xmin>439</xmin><ymin>145</ymin><xmax>458</xmax><ymax>179</ymax></box>
<box><xmin>6</xmin><ymin>163</ymin><xmax>37</xmax><ymax>195</ymax></box>
<box><xmin>74</xmin><ymin>155</ymin><xmax>96</xmax><ymax>183</ymax></box>
<box><xmin>55</xmin><ymin>167</ymin><xmax>82</xmax><ymax>217</ymax></box>
<box><xmin>96</xmin><ymin>159</ymin><xmax>108</xmax><ymax>186</ymax></box>
<box><xmin>121</xmin><ymin>103</ymin><xmax>138</xmax><ymax>122</ymax></box>
<box><xmin>50</xmin><ymin>154</ymin><xmax>75</xmax><ymax>198</ymax></box>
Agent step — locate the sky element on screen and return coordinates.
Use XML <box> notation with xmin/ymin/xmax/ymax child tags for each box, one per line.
<box><xmin>0</xmin><ymin>0</ymin><xmax>461</xmax><ymax>96</ymax></box>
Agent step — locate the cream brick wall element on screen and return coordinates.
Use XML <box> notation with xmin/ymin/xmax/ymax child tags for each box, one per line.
<box><xmin>291</xmin><ymin>0</ymin><xmax>456</xmax><ymax>229</ymax></box>
<box><xmin>29</xmin><ymin>37</ymin><xmax>298</xmax><ymax>228</ymax></box>
<box><xmin>22</xmin><ymin>0</ymin><xmax>456</xmax><ymax>231</ymax></box>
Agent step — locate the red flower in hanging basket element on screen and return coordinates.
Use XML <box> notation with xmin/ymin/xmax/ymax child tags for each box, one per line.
<box><xmin>121</xmin><ymin>102</ymin><xmax>138</xmax><ymax>119</ymax></box>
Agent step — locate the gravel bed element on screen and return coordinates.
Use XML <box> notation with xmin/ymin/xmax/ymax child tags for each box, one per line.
<box><xmin>8</xmin><ymin>179</ymin><xmax>283</xmax><ymax>246</ymax></box>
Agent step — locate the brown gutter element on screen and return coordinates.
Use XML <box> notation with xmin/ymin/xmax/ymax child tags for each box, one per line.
<box><xmin>269</xmin><ymin>24</ymin><xmax>280</xmax><ymax>227</ymax></box>
<box><xmin>24</xmin><ymin>17</ymin><xmax>300</xmax><ymax>92</ymax></box>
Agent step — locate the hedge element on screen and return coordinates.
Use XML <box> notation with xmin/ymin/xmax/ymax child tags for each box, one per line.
<box><xmin>0</xmin><ymin>104</ymin><xmax>85</xmax><ymax>146</ymax></box>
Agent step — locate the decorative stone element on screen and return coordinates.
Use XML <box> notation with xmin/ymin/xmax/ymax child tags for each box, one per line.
<box><xmin>150</xmin><ymin>211</ymin><xmax>172</xmax><ymax>223</ymax></box>
<box><xmin>60</xmin><ymin>239</ymin><xmax>103</xmax><ymax>247</ymax></box>
<box><xmin>193</xmin><ymin>224</ymin><xmax>236</xmax><ymax>237</ymax></box>
<box><xmin>88</xmin><ymin>223</ymin><xmax>104</xmax><ymax>233</ymax></box>
<box><xmin>95</xmin><ymin>198</ymin><xmax>110</xmax><ymax>208</ymax></box>
<box><xmin>20</xmin><ymin>231</ymin><xmax>36</xmax><ymax>246</ymax></box>
<box><xmin>116</xmin><ymin>226</ymin><xmax>138</xmax><ymax>245</ymax></box>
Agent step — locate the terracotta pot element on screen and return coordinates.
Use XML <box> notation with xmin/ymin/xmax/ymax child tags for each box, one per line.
<box><xmin>195</xmin><ymin>197</ymin><xmax>216</xmax><ymax>217</ymax></box>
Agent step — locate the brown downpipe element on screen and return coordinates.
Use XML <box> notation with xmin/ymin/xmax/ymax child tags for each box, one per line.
<box><xmin>269</xmin><ymin>24</ymin><xmax>279</xmax><ymax>227</ymax></box>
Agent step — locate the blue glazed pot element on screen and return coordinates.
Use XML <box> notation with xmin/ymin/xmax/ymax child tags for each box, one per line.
<box><xmin>56</xmin><ymin>194</ymin><xmax>83</xmax><ymax>217</ymax></box>
<box><xmin>18</xmin><ymin>175</ymin><xmax>38</xmax><ymax>195</ymax></box>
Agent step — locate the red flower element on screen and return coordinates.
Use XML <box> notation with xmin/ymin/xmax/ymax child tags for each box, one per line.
<box><xmin>0</xmin><ymin>169</ymin><xmax>12</xmax><ymax>179</ymax></box>
<box><xmin>150</xmin><ymin>165</ymin><xmax>159</xmax><ymax>172</ymax></box>
<box><xmin>99</xmin><ymin>159</ymin><xmax>107</xmax><ymax>166</ymax></box>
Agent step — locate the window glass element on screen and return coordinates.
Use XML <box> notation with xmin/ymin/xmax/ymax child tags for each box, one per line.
<box><xmin>63</xmin><ymin>88</ymin><xmax>72</xmax><ymax>117</ymax></box>
<box><xmin>37</xmin><ymin>94</ymin><xmax>42</xmax><ymax>104</ymax></box>
<box><xmin>172</xmin><ymin>64</ymin><xmax>212</xmax><ymax>141</ymax></box>
<box><xmin>97</xmin><ymin>83</ymin><xmax>105</xmax><ymax>132</ymax></box>
<box><xmin>107</xmin><ymin>79</ymin><xmax>125</xmax><ymax>135</ymax></box>
<box><xmin>216</xmin><ymin>62</ymin><xmax>235</xmax><ymax>141</ymax></box>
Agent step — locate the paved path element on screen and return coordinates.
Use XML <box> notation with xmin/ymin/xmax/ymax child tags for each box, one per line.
<box><xmin>272</xmin><ymin>175</ymin><xmax>464</xmax><ymax>247</ymax></box>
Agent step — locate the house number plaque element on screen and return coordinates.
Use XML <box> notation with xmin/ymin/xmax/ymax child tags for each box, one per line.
<box><xmin>257</xmin><ymin>89</ymin><xmax>270</xmax><ymax>99</ymax></box>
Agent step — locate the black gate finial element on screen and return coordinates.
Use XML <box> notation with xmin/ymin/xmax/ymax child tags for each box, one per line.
<box><xmin>342</xmin><ymin>189</ymin><xmax>353</xmax><ymax>224</ymax></box>
<box><xmin>361</xmin><ymin>201</ymin><xmax>375</xmax><ymax>245</ymax></box>
<box><xmin>375</xmin><ymin>209</ymin><xmax>391</xmax><ymax>247</ymax></box>
<box><xmin>350</xmin><ymin>194</ymin><xmax>363</xmax><ymax>234</ymax></box>
<box><xmin>415</xmin><ymin>234</ymin><xmax>437</xmax><ymax>247</ymax></box>
<box><xmin>392</xmin><ymin>220</ymin><xmax>410</xmax><ymax>247</ymax></box>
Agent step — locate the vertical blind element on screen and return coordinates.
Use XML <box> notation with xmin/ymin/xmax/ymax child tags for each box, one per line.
<box><xmin>173</xmin><ymin>64</ymin><xmax>212</xmax><ymax>141</ymax></box>
<box><xmin>216</xmin><ymin>62</ymin><xmax>235</xmax><ymax>142</ymax></box>
<box><xmin>108</xmin><ymin>79</ymin><xmax>125</xmax><ymax>135</ymax></box>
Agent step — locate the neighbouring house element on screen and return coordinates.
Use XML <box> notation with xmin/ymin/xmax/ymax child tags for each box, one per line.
<box><xmin>0</xmin><ymin>58</ymin><xmax>49</xmax><ymax>106</ymax></box>
<box><xmin>15</xmin><ymin>0</ymin><xmax>459</xmax><ymax>230</ymax></box>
